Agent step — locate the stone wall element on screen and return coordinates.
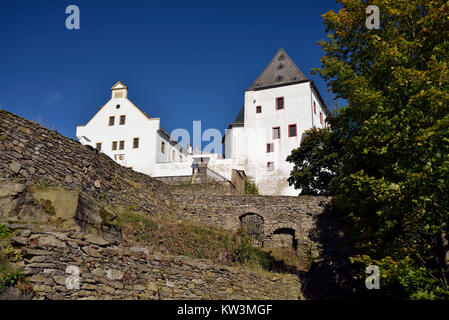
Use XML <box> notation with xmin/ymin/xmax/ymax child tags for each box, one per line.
<box><xmin>3</xmin><ymin>223</ymin><xmax>302</xmax><ymax>300</ymax></box>
<box><xmin>155</xmin><ymin>176</ymin><xmax>192</xmax><ymax>186</ymax></box>
<box><xmin>0</xmin><ymin>109</ymin><xmax>174</xmax><ymax>215</ymax></box>
<box><xmin>173</xmin><ymin>194</ymin><xmax>331</xmax><ymax>254</ymax></box>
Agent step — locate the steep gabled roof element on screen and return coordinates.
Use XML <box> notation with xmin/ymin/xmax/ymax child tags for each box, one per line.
<box><xmin>247</xmin><ymin>48</ymin><xmax>309</xmax><ymax>91</ymax></box>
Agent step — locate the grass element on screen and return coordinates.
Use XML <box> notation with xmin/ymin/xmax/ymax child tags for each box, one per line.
<box><xmin>115</xmin><ymin>209</ymin><xmax>309</xmax><ymax>276</ymax></box>
<box><xmin>0</xmin><ymin>224</ymin><xmax>27</xmax><ymax>293</ymax></box>
<box><xmin>116</xmin><ymin>210</ymin><xmax>237</xmax><ymax>263</ymax></box>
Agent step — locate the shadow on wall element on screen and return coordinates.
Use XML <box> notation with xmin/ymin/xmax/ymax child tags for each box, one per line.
<box><xmin>298</xmin><ymin>203</ymin><xmax>361</xmax><ymax>300</ymax></box>
<box><xmin>272</xmin><ymin>228</ymin><xmax>298</xmax><ymax>251</ymax></box>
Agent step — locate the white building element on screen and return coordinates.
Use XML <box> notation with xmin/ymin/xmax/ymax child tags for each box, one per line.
<box><xmin>76</xmin><ymin>48</ymin><xmax>329</xmax><ymax>196</ymax></box>
<box><xmin>223</xmin><ymin>48</ymin><xmax>330</xmax><ymax>195</ymax></box>
<box><xmin>76</xmin><ymin>81</ymin><xmax>192</xmax><ymax>177</ymax></box>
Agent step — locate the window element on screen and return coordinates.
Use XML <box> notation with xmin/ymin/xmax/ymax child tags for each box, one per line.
<box><xmin>256</xmin><ymin>106</ymin><xmax>262</xmax><ymax>113</ymax></box>
<box><xmin>267</xmin><ymin>162</ymin><xmax>275</xmax><ymax>171</ymax></box>
<box><xmin>112</xmin><ymin>141</ymin><xmax>117</xmax><ymax>151</ymax></box>
<box><xmin>114</xmin><ymin>92</ymin><xmax>123</xmax><ymax>99</ymax></box>
<box><xmin>116</xmin><ymin>104</ymin><xmax>120</xmax><ymax>109</ymax></box>
<box><xmin>320</xmin><ymin>112</ymin><xmax>323</xmax><ymax>125</ymax></box>
<box><xmin>120</xmin><ymin>115</ymin><xmax>126</xmax><ymax>125</ymax></box>
<box><xmin>119</xmin><ymin>141</ymin><xmax>125</xmax><ymax>150</ymax></box>
<box><xmin>172</xmin><ymin>150</ymin><xmax>176</xmax><ymax>161</ymax></box>
<box><xmin>314</xmin><ymin>102</ymin><xmax>316</xmax><ymax>114</ymax></box>
<box><xmin>119</xmin><ymin>154</ymin><xmax>124</xmax><ymax>161</ymax></box>
<box><xmin>161</xmin><ymin>141</ymin><xmax>165</xmax><ymax>153</ymax></box>
<box><xmin>276</xmin><ymin>97</ymin><xmax>284</xmax><ymax>110</ymax></box>
<box><xmin>109</xmin><ymin>116</ymin><xmax>115</xmax><ymax>126</ymax></box>
<box><xmin>96</xmin><ymin>143</ymin><xmax>102</xmax><ymax>151</ymax></box>
<box><xmin>133</xmin><ymin>138</ymin><xmax>139</xmax><ymax>149</ymax></box>
<box><xmin>266</xmin><ymin>143</ymin><xmax>274</xmax><ymax>153</ymax></box>
<box><xmin>288</xmin><ymin>124</ymin><xmax>297</xmax><ymax>137</ymax></box>
<box><xmin>272</xmin><ymin>127</ymin><xmax>280</xmax><ymax>139</ymax></box>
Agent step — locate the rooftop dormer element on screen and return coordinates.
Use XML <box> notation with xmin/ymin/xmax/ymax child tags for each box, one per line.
<box><xmin>111</xmin><ymin>81</ymin><xmax>128</xmax><ymax>99</ymax></box>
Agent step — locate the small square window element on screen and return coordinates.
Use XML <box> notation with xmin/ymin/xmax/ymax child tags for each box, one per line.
<box><xmin>267</xmin><ymin>143</ymin><xmax>274</xmax><ymax>153</ymax></box>
<box><xmin>119</xmin><ymin>154</ymin><xmax>124</xmax><ymax>161</ymax></box>
<box><xmin>267</xmin><ymin>162</ymin><xmax>275</xmax><ymax>171</ymax></box>
<box><xmin>289</xmin><ymin>124</ymin><xmax>297</xmax><ymax>137</ymax></box>
<box><xmin>119</xmin><ymin>141</ymin><xmax>125</xmax><ymax>150</ymax></box>
<box><xmin>256</xmin><ymin>106</ymin><xmax>262</xmax><ymax>113</ymax></box>
<box><xmin>133</xmin><ymin>138</ymin><xmax>139</xmax><ymax>149</ymax></box>
<box><xmin>276</xmin><ymin>97</ymin><xmax>284</xmax><ymax>110</ymax></box>
<box><xmin>273</xmin><ymin>127</ymin><xmax>280</xmax><ymax>139</ymax></box>
<box><xmin>96</xmin><ymin>143</ymin><xmax>102</xmax><ymax>151</ymax></box>
<box><xmin>109</xmin><ymin>116</ymin><xmax>115</xmax><ymax>126</ymax></box>
<box><xmin>112</xmin><ymin>141</ymin><xmax>117</xmax><ymax>151</ymax></box>
<box><xmin>120</xmin><ymin>115</ymin><xmax>126</xmax><ymax>125</ymax></box>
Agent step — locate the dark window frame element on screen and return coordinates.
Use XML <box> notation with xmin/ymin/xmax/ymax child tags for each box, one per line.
<box><xmin>288</xmin><ymin>124</ymin><xmax>297</xmax><ymax>137</ymax></box>
<box><xmin>133</xmin><ymin>137</ymin><xmax>139</xmax><ymax>149</ymax></box>
<box><xmin>276</xmin><ymin>97</ymin><xmax>285</xmax><ymax>110</ymax></box>
<box><xmin>272</xmin><ymin>126</ymin><xmax>281</xmax><ymax>139</ymax></box>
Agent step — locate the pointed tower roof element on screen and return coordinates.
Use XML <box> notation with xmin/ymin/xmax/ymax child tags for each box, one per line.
<box><xmin>247</xmin><ymin>48</ymin><xmax>309</xmax><ymax>91</ymax></box>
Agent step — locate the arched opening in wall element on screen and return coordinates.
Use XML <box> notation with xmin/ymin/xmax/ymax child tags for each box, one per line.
<box><xmin>272</xmin><ymin>228</ymin><xmax>297</xmax><ymax>251</ymax></box>
<box><xmin>239</xmin><ymin>213</ymin><xmax>264</xmax><ymax>247</ymax></box>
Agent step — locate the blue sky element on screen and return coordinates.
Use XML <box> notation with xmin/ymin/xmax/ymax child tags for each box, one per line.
<box><xmin>0</xmin><ymin>0</ymin><xmax>343</xmax><ymax>147</ymax></box>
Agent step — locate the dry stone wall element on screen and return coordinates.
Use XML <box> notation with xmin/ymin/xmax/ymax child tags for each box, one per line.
<box><xmin>3</xmin><ymin>223</ymin><xmax>302</xmax><ymax>300</ymax></box>
<box><xmin>174</xmin><ymin>194</ymin><xmax>331</xmax><ymax>254</ymax></box>
<box><xmin>0</xmin><ymin>109</ymin><xmax>174</xmax><ymax>215</ymax></box>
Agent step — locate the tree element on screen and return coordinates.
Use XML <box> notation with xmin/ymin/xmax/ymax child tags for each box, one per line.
<box><xmin>297</xmin><ymin>0</ymin><xmax>449</xmax><ymax>299</ymax></box>
<box><xmin>286</xmin><ymin>127</ymin><xmax>340</xmax><ymax>196</ymax></box>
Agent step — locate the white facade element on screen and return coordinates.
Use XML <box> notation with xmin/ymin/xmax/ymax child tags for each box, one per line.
<box><xmin>224</xmin><ymin>82</ymin><xmax>328</xmax><ymax>196</ymax></box>
<box><xmin>223</xmin><ymin>48</ymin><xmax>329</xmax><ymax>195</ymax></box>
<box><xmin>76</xmin><ymin>82</ymin><xmax>191</xmax><ymax>177</ymax></box>
<box><xmin>76</xmin><ymin>49</ymin><xmax>329</xmax><ymax>196</ymax></box>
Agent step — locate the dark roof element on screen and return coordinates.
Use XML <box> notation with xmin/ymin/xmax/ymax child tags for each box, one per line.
<box><xmin>247</xmin><ymin>48</ymin><xmax>309</xmax><ymax>91</ymax></box>
<box><xmin>229</xmin><ymin>106</ymin><xmax>244</xmax><ymax>127</ymax></box>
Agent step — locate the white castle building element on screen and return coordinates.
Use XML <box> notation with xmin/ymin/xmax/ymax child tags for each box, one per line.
<box><xmin>76</xmin><ymin>48</ymin><xmax>330</xmax><ymax>196</ymax></box>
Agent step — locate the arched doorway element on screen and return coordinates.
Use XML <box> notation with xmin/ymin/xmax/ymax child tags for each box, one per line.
<box><xmin>239</xmin><ymin>213</ymin><xmax>264</xmax><ymax>247</ymax></box>
<box><xmin>272</xmin><ymin>228</ymin><xmax>298</xmax><ymax>250</ymax></box>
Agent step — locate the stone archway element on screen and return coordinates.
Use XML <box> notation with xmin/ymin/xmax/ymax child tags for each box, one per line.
<box><xmin>271</xmin><ymin>227</ymin><xmax>298</xmax><ymax>250</ymax></box>
<box><xmin>239</xmin><ymin>213</ymin><xmax>264</xmax><ymax>247</ymax></box>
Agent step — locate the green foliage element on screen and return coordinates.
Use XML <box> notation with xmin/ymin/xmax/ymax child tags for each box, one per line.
<box><xmin>245</xmin><ymin>180</ymin><xmax>259</xmax><ymax>195</ymax></box>
<box><xmin>295</xmin><ymin>0</ymin><xmax>449</xmax><ymax>299</ymax></box>
<box><xmin>0</xmin><ymin>224</ymin><xmax>26</xmax><ymax>293</ymax></box>
<box><xmin>0</xmin><ymin>270</ymin><xmax>26</xmax><ymax>292</ymax></box>
<box><xmin>233</xmin><ymin>236</ymin><xmax>274</xmax><ymax>270</ymax></box>
<box><xmin>0</xmin><ymin>224</ymin><xmax>12</xmax><ymax>240</ymax></box>
<box><xmin>287</xmin><ymin>127</ymin><xmax>340</xmax><ymax>195</ymax></box>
